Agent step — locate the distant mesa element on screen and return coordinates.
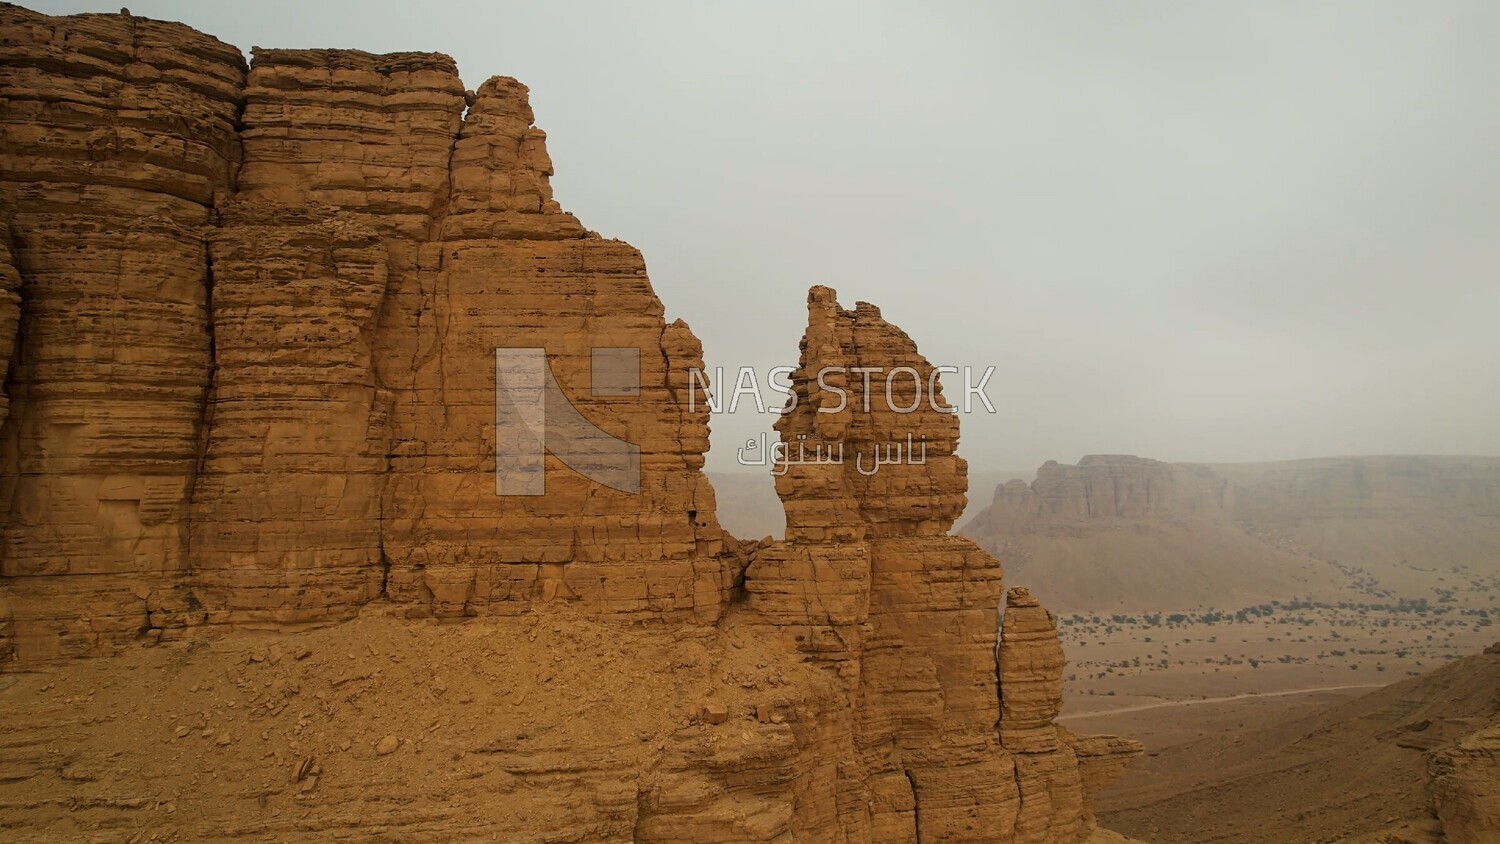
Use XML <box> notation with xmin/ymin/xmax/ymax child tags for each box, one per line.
<box><xmin>960</xmin><ymin>454</ymin><xmax>1500</xmax><ymax>613</ymax></box>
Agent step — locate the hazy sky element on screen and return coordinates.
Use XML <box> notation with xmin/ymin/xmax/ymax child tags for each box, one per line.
<box><xmin>36</xmin><ymin>1</ymin><xmax>1500</xmax><ymax>475</ymax></box>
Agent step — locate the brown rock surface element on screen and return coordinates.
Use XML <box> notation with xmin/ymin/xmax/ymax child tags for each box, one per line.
<box><xmin>1000</xmin><ymin>586</ymin><xmax>1067</xmax><ymax>751</ymax></box>
<box><xmin>745</xmin><ymin>287</ymin><xmax>1139</xmax><ymax>841</ymax></box>
<box><xmin>1429</xmin><ymin>725</ymin><xmax>1500</xmax><ymax>844</ymax></box>
<box><xmin>0</xmin><ymin>6</ymin><xmax>1138</xmax><ymax>841</ymax></box>
<box><xmin>999</xmin><ymin>586</ymin><xmax>1093</xmax><ymax>841</ymax></box>
<box><xmin>0</xmin><ymin>5</ymin><xmax>733</xmax><ymax>653</ymax></box>
<box><xmin>377</xmin><ymin>73</ymin><xmax>728</xmax><ymax>624</ymax></box>
<box><xmin>187</xmin><ymin>46</ymin><xmax>467</xmax><ymax>626</ymax></box>
<box><xmin>0</xmin><ymin>608</ymin><xmax>853</xmax><ymax>841</ymax></box>
<box><xmin>0</xmin><ymin>220</ymin><xmax>19</xmax><ymax>432</ymax></box>
<box><xmin>0</xmin><ymin>3</ymin><xmax>245</xmax><ymax>658</ymax></box>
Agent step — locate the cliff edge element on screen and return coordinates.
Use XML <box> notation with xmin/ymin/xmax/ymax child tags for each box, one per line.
<box><xmin>0</xmin><ymin>5</ymin><xmax>1137</xmax><ymax>840</ymax></box>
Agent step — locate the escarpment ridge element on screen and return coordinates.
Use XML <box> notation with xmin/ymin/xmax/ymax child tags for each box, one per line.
<box><xmin>0</xmin><ymin>4</ymin><xmax>1136</xmax><ymax>841</ymax></box>
<box><xmin>962</xmin><ymin>454</ymin><xmax>1500</xmax><ymax>612</ymax></box>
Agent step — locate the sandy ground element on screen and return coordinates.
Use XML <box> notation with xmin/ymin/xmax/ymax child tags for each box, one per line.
<box><xmin>1058</xmin><ymin>602</ymin><xmax>1494</xmax><ymax>718</ymax></box>
<box><xmin>1091</xmin><ymin>643</ymin><xmax>1500</xmax><ymax>843</ymax></box>
<box><xmin>1049</xmin><ymin>601</ymin><xmax>1497</xmax><ymax>841</ymax></box>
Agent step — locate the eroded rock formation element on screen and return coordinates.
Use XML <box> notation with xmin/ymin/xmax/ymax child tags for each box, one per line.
<box><xmin>1430</xmin><ymin>725</ymin><xmax>1500</xmax><ymax>844</ymax></box>
<box><xmin>0</xmin><ymin>5</ymin><xmax>1136</xmax><ymax>840</ymax></box>
<box><xmin>978</xmin><ymin>455</ymin><xmax>1233</xmax><ymax>534</ymax></box>
<box><xmin>744</xmin><ymin>288</ymin><xmax>1139</xmax><ymax>841</ymax></box>
<box><xmin>0</xmin><ymin>4</ymin><xmax>733</xmax><ymax>657</ymax></box>
<box><xmin>0</xmin><ymin>6</ymin><xmax>244</xmax><ymax>657</ymax></box>
<box><xmin>0</xmin><ymin>220</ymin><xmax>19</xmax><ymax>432</ymax></box>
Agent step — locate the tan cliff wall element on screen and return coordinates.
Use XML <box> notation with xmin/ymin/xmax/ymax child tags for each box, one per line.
<box><xmin>958</xmin><ymin>455</ymin><xmax>1339</xmax><ymax>612</ymax></box>
<box><xmin>744</xmin><ymin>287</ymin><xmax>1139</xmax><ymax>841</ymax></box>
<box><xmin>969</xmin><ymin>454</ymin><xmax>1500</xmax><ymax>540</ymax></box>
<box><xmin>0</xmin><ymin>219</ymin><xmax>20</xmax><ymax>432</ymax></box>
<box><xmin>0</xmin><ymin>6</ymin><xmax>245</xmax><ymax>657</ymax></box>
<box><xmin>187</xmin><ymin>47</ymin><xmax>468</xmax><ymax>627</ymax></box>
<box><xmin>1207</xmin><ymin>455</ymin><xmax>1500</xmax><ymax>521</ymax></box>
<box><xmin>0</xmin><ymin>5</ymin><xmax>733</xmax><ymax>658</ymax></box>
<box><xmin>0</xmin><ymin>6</ymin><xmax>1137</xmax><ymax>841</ymax></box>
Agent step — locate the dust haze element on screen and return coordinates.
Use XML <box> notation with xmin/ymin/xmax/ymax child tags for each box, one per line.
<box><xmin>35</xmin><ymin>0</ymin><xmax>1500</xmax><ymax>472</ymax></box>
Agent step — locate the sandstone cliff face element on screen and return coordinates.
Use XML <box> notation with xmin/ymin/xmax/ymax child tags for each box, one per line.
<box><xmin>0</xmin><ymin>220</ymin><xmax>19</xmax><ymax>433</ymax></box>
<box><xmin>0</xmin><ymin>6</ymin><xmax>244</xmax><ymax>658</ymax></box>
<box><xmin>1210</xmin><ymin>455</ymin><xmax>1500</xmax><ymax>521</ymax></box>
<box><xmin>1430</xmin><ymin>724</ymin><xmax>1500</xmax><ymax>844</ymax></box>
<box><xmin>0</xmin><ymin>6</ymin><xmax>1135</xmax><ymax>841</ymax></box>
<box><xmin>976</xmin><ymin>455</ymin><xmax>1500</xmax><ymax>535</ymax></box>
<box><xmin>186</xmin><ymin>47</ymin><xmax>467</xmax><ymax>627</ymax></box>
<box><xmin>744</xmin><ymin>288</ymin><xmax>1139</xmax><ymax>842</ymax></box>
<box><xmin>0</xmin><ymin>4</ymin><xmax>731</xmax><ymax>657</ymax></box>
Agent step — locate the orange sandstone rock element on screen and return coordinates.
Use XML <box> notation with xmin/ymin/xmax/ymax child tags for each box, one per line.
<box><xmin>0</xmin><ymin>6</ymin><xmax>1138</xmax><ymax>842</ymax></box>
<box><xmin>746</xmin><ymin>286</ymin><xmax>1139</xmax><ymax>842</ymax></box>
<box><xmin>0</xmin><ymin>7</ymin><xmax>734</xmax><ymax>652</ymax></box>
<box><xmin>0</xmin><ymin>4</ymin><xmax>244</xmax><ymax>658</ymax></box>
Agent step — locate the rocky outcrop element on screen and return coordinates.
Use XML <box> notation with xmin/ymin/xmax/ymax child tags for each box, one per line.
<box><xmin>748</xmin><ymin>289</ymin><xmax>1010</xmax><ymax>840</ymax></box>
<box><xmin>999</xmin><ymin>587</ymin><xmax>1066</xmax><ymax>750</ymax></box>
<box><xmin>998</xmin><ymin>589</ymin><xmax>1143</xmax><ymax>839</ymax></box>
<box><xmin>973</xmin><ymin>455</ymin><xmax>1233</xmax><ymax>537</ymax></box>
<box><xmin>0</xmin><ymin>5</ymin><xmax>245</xmax><ymax>658</ymax></box>
<box><xmin>0</xmin><ymin>6</ymin><xmax>1136</xmax><ymax>841</ymax></box>
<box><xmin>999</xmin><ymin>586</ymin><xmax>1089</xmax><ymax>841</ymax></box>
<box><xmin>377</xmin><ymin>74</ymin><xmax>727</xmax><ymax>625</ymax></box>
<box><xmin>1430</xmin><ymin>726</ymin><xmax>1500</xmax><ymax>844</ymax></box>
<box><xmin>1210</xmin><ymin>455</ymin><xmax>1500</xmax><ymax>521</ymax></box>
<box><xmin>0</xmin><ymin>220</ymin><xmax>19</xmax><ymax>432</ymax></box>
<box><xmin>974</xmin><ymin>455</ymin><xmax>1500</xmax><ymax>538</ymax></box>
<box><xmin>745</xmin><ymin>288</ymin><xmax>1139</xmax><ymax>842</ymax></box>
<box><xmin>0</xmin><ymin>4</ymin><xmax>734</xmax><ymax>656</ymax></box>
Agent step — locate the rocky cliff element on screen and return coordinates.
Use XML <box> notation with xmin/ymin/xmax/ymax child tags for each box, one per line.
<box><xmin>742</xmin><ymin>288</ymin><xmax>1138</xmax><ymax>840</ymax></box>
<box><xmin>0</xmin><ymin>5</ymin><xmax>1135</xmax><ymax>841</ymax></box>
<box><xmin>976</xmin><ymin>456</ymin><xmax>1233</xmax><ymax>533</ymax></box>
<box><xmin>0</xmin><ymin>4</ymin><xmax>729</xmax><ymax>660</ymax></box>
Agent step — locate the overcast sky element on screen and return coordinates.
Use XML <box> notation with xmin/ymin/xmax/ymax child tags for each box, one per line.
<box><xmin>36</xmin><ymin>0</ymin><xmax>1500</xmax><ymax>475</ymax></box>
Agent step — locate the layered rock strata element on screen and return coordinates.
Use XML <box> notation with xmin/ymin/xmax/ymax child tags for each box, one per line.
<box><xmin>0</xmin><ymin>6</ymin><xmax>244</xmax><ymax>657</ymax></box>
<box><xmin>0</xmin><ymin>6</ymin><xmax>1137</xmax><ymax>842</ymax></box>
<box><xmin>976</xmin><ymin>455</ymin><xmax>1234</xmax><ymax>536</ymax></box>
<box><xmin>1430</xmin><ymin>725</ymin><xmax>1500</xmax><ymax>844</ymax></box>
<box><xmin>0</xmin><ymin>5</ymin><xmax>730</xmax><ymax>656</ymax></box>
<box><xmin>744</xmin><ymin>287</ymin><xmax>1139</xmax><ymax>841</ymax></box>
